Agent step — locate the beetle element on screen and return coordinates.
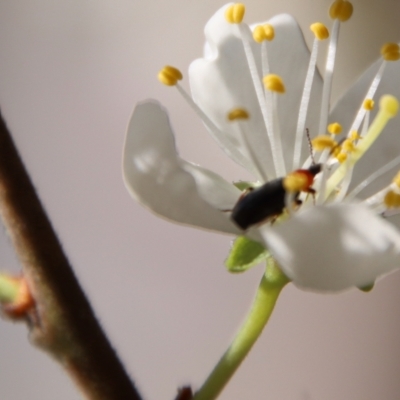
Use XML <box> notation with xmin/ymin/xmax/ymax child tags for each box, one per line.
<box><xmin>231</xmin><ymin>164</ymin><xmax>322</xmax><ymax>230</ymax></box>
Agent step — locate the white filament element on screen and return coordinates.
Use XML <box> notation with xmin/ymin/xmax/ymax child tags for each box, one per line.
<box><xmin>293</xmin><ymin>38</ymin><xmax>320</xmax><ymax>170</ymax></box>
<box><xmin>348</xmin><ymin>61</ymin><xmax>386</xmax><ymax>134</ymax></box>
<box><xmin>239</xmin><ymin>24</ymin><xmax>286</xmax><ymax>177</ymax></box>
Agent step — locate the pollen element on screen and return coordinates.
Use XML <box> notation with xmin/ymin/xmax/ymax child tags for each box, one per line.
<box><xmin>327</xmin><ymin>122</ymin><xmax>342</xmax><ymax>135</ymax></box>
<box><xmin>363</xmin><ymin>98</ymin><xmax>375</xmax><ymax>110</ymax></box>
<box><xmin>228</xmin><ymin>108</ymin><xmax>250</xmax><ymax>121</ymax></box>
<box><xmin>380</xmin><ymin>95</ymin><xmax>399</xmax><ymax>118</ymax></box>
<box><xmin>349</xmin><ymin>131</ymin><xmax>362</xmax><ymax>141</ymax></box>
<box><xmin>336</xmin><ymin>152</ymin><xmax>348</xmax><ymax>163</ymax></box>
<box><xmin>263</xmin><ymin>74</ymin><xmax>285</xmax><ymax>93</ymax></box>
<box><xmin>311</xmin><ymin>135</ymin><xmax>337</xmax><ymax>151</ymax></box>
<box><xmin>381</xmin><ymin>43</ymin><xmax>400</xmax><ymax>61</ymax></box>
<box><xmin>329</xmin><ymin>0</ymin><xmax>353</xmax><ymax>22</ymax></box>
<box><xmin>253</xmin><ymin>24</ymin><xmax>275</xmax><ymax>43</ymax></box>
<box><xmin>158</xmin><ymin>66</ymin><xmax>183</xmax><ymax>86</ymax></box>
<box><xmin>341</xmin><ymin>139</ymin><xmax>355</xmax><ymax>152</ymax></box>
<box><xmin>225</xmin><ymin>3</ymin><xmax>245</xmax><ymax>24</ymax></box>
<box><xmin>384</xmin><ymin>190</ymin><xmax>400</xmax><ymax>208</ymax></box>
<box><xmin>310</xmin><ymin>23</ymin><xmax>329</xmax><ymax>40</ymax></box>
<box><xmin>283</xmin><ymin>171</ymin><xmax>310</xmax><ymax>192</ymax></box>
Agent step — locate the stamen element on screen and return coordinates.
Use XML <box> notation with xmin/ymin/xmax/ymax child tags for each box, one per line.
<box><xmin>325</xmin><ymin>95</ymin><xmax>399</xmax><ymax>198</ymax></box>
<box><xmin>263</xmin><ymin>74</ymin><xmax>285</xmax><ymax>93</ymax></box>
<box><xmin>261</xmin><ymin>41</ymin><xmax>270</xmax><ymax>77</ymax></box>
<box><xmin>318</xmin><ymin>1</ymin><xmax>352</xmax><ymax>139</ymax></box>
<box><xmin>341</xmin><ymin>138</ymin><xmax>355</xmax><ymax>153</ymax></box>
<box><xmin>327</xmin><ymin>122</ymin><xmax>342</xmax><ymax>135</ymax></box>
<box><xmin>253</xmin><ymin>24</ymin><xmax>275</xmax><ymax>43</ymax></box>
<box><xmin>170</xmin><ymin>82</ymin><xmax>257</xmax><ymax>178</ymax></box>
<box><xmin>253</xmin><ymin>24</ymin><xmax>275</xmax><ymax>77</ymax></box>
<box><xmin>293</xmin><ymin>23</ymin><xmax>328</xmax><ymax>169</ymax></box>
<box><xmin>262</xmin><ymin>74</ymin><xmax>286</xmax><ymax>176</ymax></box>
<box><xmin>318</xmin><ymin>18</ymin><xmax>340</xmax><ymax>137</ymax></box>
<box><xmin>348</xmin><ymin>62</ymin><xmax>386</xmax><ymax>135</ymax></box>
<box><xmin>366</xmin><ymin>170</ymin><xmax>400</xmax><ymax>210</ymax></box>
<box><xmin>227</xmin><ymin>108</ymin><xmax>268</xmax><ymax>181</ymax></box>
<box><xmin>228</xmin><ymin>108</ymin><xmax>250</xmax><ymax>121</ymax></box>
<box><xmin>311</xmin><ymin>135</ymin><xmax>337</xmax><ymax>151</ymax></box>
<box><xmin>360</xmin><ymin>108</ymin><xmax>370</xmax><ymax>137</ymax></box>
<box><xmin>349</xmin><ymin>131</ymin><xmax>362</xmax><ymax>141</ymax></box>
<box><xmin>363</xmin><ymin>98</ymin><xmax>375</xmax><ymax>111</ymax></box>
<box><xmin>381</xmin><ymin>43</ymin><xmax>400</xmax><ymax>61</ymax></box>
<box><xmin>347</xmin><ymin>154</ymin><xmax>400</xmax><ymax>200</ymax></box>
<box><xmin>329</xmin><ymin>0</ymin><xmax>354</xmax><ymax>22</ymax></box>
<box><xmin>231</xmin><ymin>12</ymin><xmax>286</xmax><ymax>176</ymax></box>
<box><xmin>225</xmin><ymin>3</ymin><xmax>245</xmax><ymax>24</ymax></box>
<box><xmin>158</xmin><ymin>66</ymin><xmax>183</xmax><ymax>86</ymax></box>
<box><xmin>336</xmin><ymin>152</ymin><xmax>347</xmax><ymax>163</ymax></box>
<box><xmin>310</xmin><ymin>23</ymin><xmax>329</xmax><ymax>41</ymax></box>
<box><xmin>384</xmin><ymin>190</ymin><xmax>400</xmax><ymax>208</ymax></box>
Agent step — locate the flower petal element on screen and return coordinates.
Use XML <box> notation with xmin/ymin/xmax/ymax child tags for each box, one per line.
<box><xmin>260</xmin><ymin>203</ymin><xmax>400</xmax><ymax>292</ymax></box>
<box><xmin>189</xmin><ymin>4</ymin><xmax>322</xmax><ymax>179</ymax></box>
<box><xmin>330</xmin><ymin>60</ymin><xmax>400</xmax><ymax>202</ymax></box>
<box><xmin>182</xmin><ymin>162</ymin><xmax>241</xmax><ymax>210</ymax></box>
<box><xmin>123</xmin><ymin>100</ymin><xmax>240</xmax><ymax>234</ymax></box>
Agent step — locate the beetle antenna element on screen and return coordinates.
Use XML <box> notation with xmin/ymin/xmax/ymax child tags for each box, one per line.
<box><xmin>306</xmin><ymin>128</ymin><xmax>316</xmax><ymax>165</ymax></box>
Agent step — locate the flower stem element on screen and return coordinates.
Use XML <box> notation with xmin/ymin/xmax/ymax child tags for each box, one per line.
<box><xmin>193</xmin><ymin>258</ymin><xmax>289</xmax><ymax>400</ymax></box>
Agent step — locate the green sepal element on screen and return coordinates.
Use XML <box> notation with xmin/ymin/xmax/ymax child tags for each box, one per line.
<box><xmin>233</xmin><ymin>181</ymin><xmax>254</xmax><ymax>191</ymax></box>
<box><xmin>225</xmin><ymin>236</ymin><xmax>269</xmax><ymax>273</ymax></box>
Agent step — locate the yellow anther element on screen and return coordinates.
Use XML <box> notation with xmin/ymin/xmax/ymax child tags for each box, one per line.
<box><xmin>253</xmin><ymin>24</ymin><xmax>275</xmax><ymax>43</ymax></box>
<box><xmin>227</xmin><ymin>108</ymin><xmax>250</xmax><ymax>121</ymax></box>
<box><xmin>341</xmin><ymin>139</ymin><xmax>355</xmax><ymax>152</ymax></box>
<box><xmin>158</xmin><ymin>66</ymin><xmax>183</xmax><ymax>86</ymax></box>
<box><xmin>283</xmin><ymin>173</ymin><xmax>309</xmax><ymax>192</ymax></box>
<box><xmin>327</xmin><ymin>95</ymin><xmax>400</xmax><ymax>198</ymax></box>
<box><xmin>329</xmin><ymin>0</ymin><xmax>353</xmax><ymax>22</ymax></box>
<box><xmin>331</xmin><ymin>146</ymin><xmax>341</xmax><ymax>157</ymax></box>
<box><xmin>310</xmin><ymin>23</ymin><xmax>329</xmax><ymax>40</ymax></box>
<box><xmin>384</xmin><ymin>190</ymin><xmax>400</xmax><ymax>208</ymax></box>
<box><xmin>381</xmin><ymin>43</ymin><xmax>400</xmax><ymax>61</ymax></box>
<box><xmin>392</xmin><ymin>171</ymin><xmax>400</xmax><ymax>188</ymax></box>
<box><xmin>380</xmin><ymin>95</ymin><xmax>399</xmax><ymax>118</ymax></box>
<box><xmin>263</xmin><ymin>74</ymin><xmax>285</xmax><ymax>93</ymax></box>
<box><xmin>327</xmin><ymin>122</ymin><xmax>342</xmax><ymax>135</ymax></box>
<box><xmin>311</xmin><ymin>135</ymin><xmax>337</xmax><ymax>151</ymax></box>
<box><xmin>349</xmin><ymin>131</ymin><xmax>362</xmax><ymax>141</ymax></box>
<box><xmin>225</xmin><ymin>3</ymin><xmax>245</xmax><ymax>24</ymax></box>
<box><xmin>363</xmin><ymin>98</ymin><xmax>375</xmax><ymax>111</ymax></box>
<box><xmin>336</xmin><ymin>152</ymin><xmax>348</xmax><ymax>163</ymax></box>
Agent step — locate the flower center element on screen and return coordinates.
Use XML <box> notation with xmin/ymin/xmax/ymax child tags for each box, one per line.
<box><xmin>157</xmin><ymin>0</ymin><xmax>400</xmax><ymax>228</ymax></box>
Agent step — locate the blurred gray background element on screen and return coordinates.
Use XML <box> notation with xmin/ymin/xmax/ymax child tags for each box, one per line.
<box><xmin>0</xmin><ymin>0</ymin><xmax>400</xmax><ymax>399</ymax></box>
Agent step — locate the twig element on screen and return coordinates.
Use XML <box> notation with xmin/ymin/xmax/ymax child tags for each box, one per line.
<box><xmin>0</xmin><ymin>109</ymin><xmax>143</xmax><ymax>400</ymax></box>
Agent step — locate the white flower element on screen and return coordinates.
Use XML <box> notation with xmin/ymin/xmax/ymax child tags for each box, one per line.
<box><xmin>123</xmin><ymin>2</ymin><xmax>400</xmax><ymax>292</ymax></box>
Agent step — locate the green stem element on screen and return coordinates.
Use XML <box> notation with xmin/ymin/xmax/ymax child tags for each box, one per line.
<box><xmin>193</xmin><ymin>258</ymin><xmax>289</xmax><ymax>400</ymax></box>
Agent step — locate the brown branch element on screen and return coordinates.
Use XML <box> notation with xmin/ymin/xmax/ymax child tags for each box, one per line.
<box><xmin>0</xmin><ymin>109</ymin><xmax>143</xmax><ymax>400</ymax></box>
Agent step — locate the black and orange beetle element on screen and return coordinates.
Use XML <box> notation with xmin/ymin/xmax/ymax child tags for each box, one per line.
<box><xmin>231</xmin><ymin>164</ymin><xmax>322</xmax><ymax>230</ymax></box>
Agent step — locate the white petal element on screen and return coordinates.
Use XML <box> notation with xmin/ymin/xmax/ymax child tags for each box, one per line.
<box><xmin>189</xmin><ymin>4</ymin><xmax>322</xmax><ymax>179</ymax></box>
<box><xmin>330</xmin><ymin>60</ymin><xmax>400</xmax><ymax>202</ymax></box>
<box><xmin>182</xmin><ymin>162</ymin><xmax>241</xmax><ymax>210</ymax></box>
<box><xmin>260</xmin><ymin>204</ymin><xmax>400</xmax><ymax>292</ymax></box>
<box><xmin>123</xmin><ymin>100</ymin><xmax>240</xmax><ymax>235</ymax></box>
